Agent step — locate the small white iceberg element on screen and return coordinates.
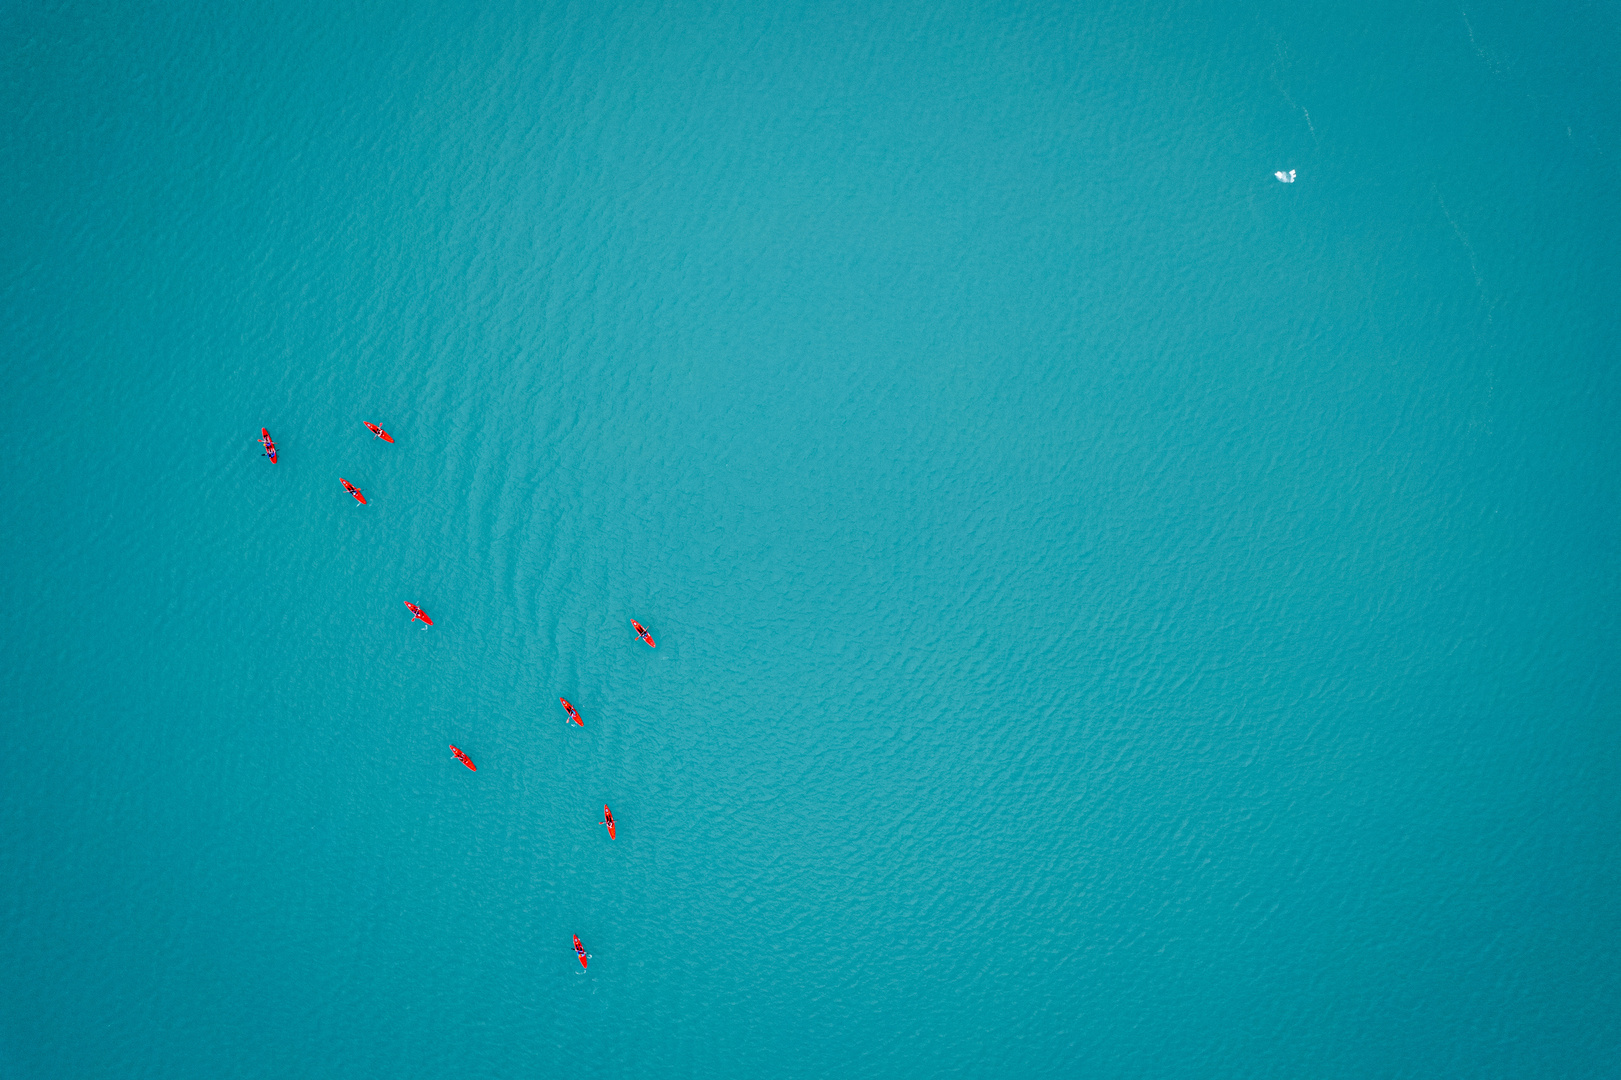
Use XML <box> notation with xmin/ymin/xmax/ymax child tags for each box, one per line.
<box><xmin>1274</xmin><ymin>169</ymin><xmax>1296</xmax><ymax>183</ymax></box>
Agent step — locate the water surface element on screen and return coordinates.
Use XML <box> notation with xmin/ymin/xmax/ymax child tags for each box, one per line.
<box><xmin>2</xmin><ymin>1</ymin><xmax>1617</xmax><ymax>1076</ymax></box>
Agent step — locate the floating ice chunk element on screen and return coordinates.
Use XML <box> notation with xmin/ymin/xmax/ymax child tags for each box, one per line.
<box><xmin>1274</xmin><ymin>169</ymin><xmax>1296</xmax><ymax>183</ymax></box>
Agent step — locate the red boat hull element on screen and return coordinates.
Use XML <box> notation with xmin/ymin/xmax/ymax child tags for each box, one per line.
<box><xmin>260</xmin><ymin>427</ymin><xmax>277</xmax><ymax>463</ymax></box>
<box><xmin>603</xmin><ymin>806</ymin><xmax>615</xmax><ymax>839</ymax></box>
<box><xmin>574</xmin><ymin>936</ymin><xmax>588</xmax><ymax>969</ymax></box>
<box><xmin>561</xmin><ymin>698</ymin><xmax>582</xmax><ymax>726</ymax></box>
<box><xmin>450</xmin><ymin>745</ymin><xmax>475</xmax><ymax>770</ymax></box>
<box><xmin>406</xmin><ymin>603</ymin><xmax>433</xmax><ymax>626</ymax></box>
<box><xmin>365</xmin><ymin>422</ymin><xmax>394</xmax><ymax>443</ymax></box>
<box><xmin>341</xmin><ymin>479</ymin><xmax>366</xmax><ymax>504</ymax></box>
<box><xmin>632</xmin><ymin>621</ymin><xmax>655</xmax><ymax>648</ymax></box>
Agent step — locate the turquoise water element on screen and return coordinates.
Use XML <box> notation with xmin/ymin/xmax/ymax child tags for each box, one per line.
<box><xmin>3</xmin><ymin>0</ymin><xmax>1618</xmax><ymax>1075</ymax></box>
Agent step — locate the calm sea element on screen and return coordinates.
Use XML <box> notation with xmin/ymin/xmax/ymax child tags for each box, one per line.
<box><xmin>2</xmin><ymin>0</ymin><xmax>1617</xmax><ymax>1076</ymax></box>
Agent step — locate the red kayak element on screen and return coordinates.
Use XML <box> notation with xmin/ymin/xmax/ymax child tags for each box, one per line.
<box><xmin>450</xmin><ymin>745</ymin><xmax>476</xmax><ymax>770</ymax></box>
<box><xmin>259</xmin><ymin>428</ymin><xmax>277</xmax><ymax>463</ymax></box>
<box><xmin>340</xmin><ymin>478</ymin><xmax>366</xmax><ymax>504</ymax></box>
<box><xmin>573</xmin><ymin>935</ymin><xmax>589</xmax><ymax>969</ymax></box>
<box><xmin>364</xmin><ymin>422</ymin><xmax>394</xmax><ymax>443</ymax></box>
<box><xmin>632</xmin><ymin>620</ymin><xmax>655</xmax><ymax>648</ymax></box>
<box><xmin>560</xmin><ymin>698</ymin><xmax>583</xmax><ymax>727</ymax></box>
<box><xmin>405</xmin><ymin>602</ymin><xmax>433</xmax><ymax>625</ymax></box>
<box><xmin>602</xmin><ymin>805</ymin><xmax>615</xmax><ymax>839</ymax></box>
